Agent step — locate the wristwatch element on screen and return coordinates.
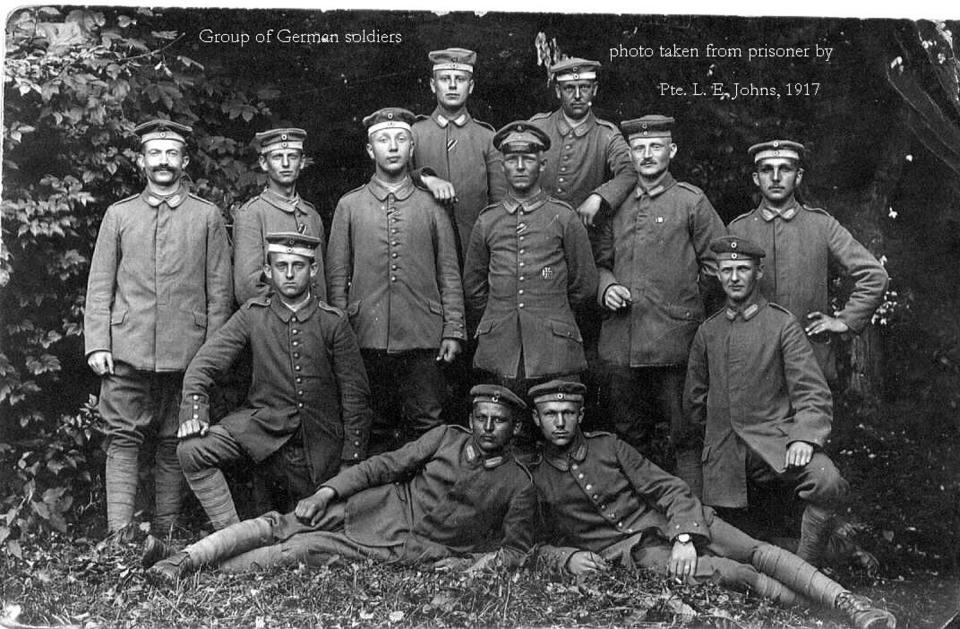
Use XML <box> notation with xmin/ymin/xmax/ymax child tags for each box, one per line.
<box><xmin>675</xmin><ymin>533</ymin><xmax>693</xmax><ymax>544</ymax></box>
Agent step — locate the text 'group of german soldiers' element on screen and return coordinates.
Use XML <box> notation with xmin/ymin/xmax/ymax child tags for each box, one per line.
<box><xmin>83</xmin><ymin>47</ymin><xmax>894</xmax><ymax>628</ymax></box>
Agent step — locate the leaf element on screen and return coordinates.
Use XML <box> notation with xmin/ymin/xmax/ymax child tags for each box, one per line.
<box><xmin>388</xmin><ymin>611</ymin><xmax>404</xmax><ymax>622</ymax></box>
<box><xmin>6</xmin><ymin>540</ymin><xmax>22</xmax><ymax>559</ymax></box>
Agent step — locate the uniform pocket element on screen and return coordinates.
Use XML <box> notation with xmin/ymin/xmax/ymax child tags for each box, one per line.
<box><xmin>428</xmin><ymin>300</ymin><xmax>443</xmax><ymax>316</ymax></box>
<box><xmin>346</xmin><ymin>300</ymin><xmax>361</xmax><ymax>317</ymax></box>
<box><xmin>193</xmin><ymin>311</ymin><xmax>208</xmax><ymax>328</ymax></box>
<box><xmin>110</xmin><ymin>309</ymin><xmax>127</xmax><ymax>326</ymax></box>
<box><xmin>549</xmin><ymin>319</ymin><xmax>583</xmax><ymax>343</ymax></box>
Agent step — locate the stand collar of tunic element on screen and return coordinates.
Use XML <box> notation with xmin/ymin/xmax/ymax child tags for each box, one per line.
<box><xmin>431</xmin><ymin>107</ymin><xmax>470</xmax><ymax>128</ymax></box>
<box><xmin>260</xmin><ymin>187</ymin><xmax>303</xmax><ymax>214</ymax></box>
<box><xmin>502</xmin><ymin>188</ymin><xmax>548</xmax><ymax>215</ymax></box>
<box><xmin>464</xmin><ymin>440</ymin><xmax>509</xmax><ymax>469</ymax></box>
<box><xmin>555</xmin><ymin>110</ymin><xmax>597</xmax><ymax>139</ymax></box>
<box><xmin>367</xmin><ymin>175</ymin><xmax>415</xmax><ymax>202</ymax></box>
<box><xmin>269</xmin><ymin>293</ymin><xmax>319</xmax><ymax>323</ymax></box>
<box><xmin>542</xmin><ymin>430</ymin><xmax>588</xmax><ymax>471</ymax></box>
<box><xmin>759</xmin><ymin>198</ymin><xmax>801</xmax><ymax>222</ymax></box>
<box><xmin>636</xmin><ymin>171</ymin><xmax>676</xmax><ymax>199</ymax></box>
<box><xmin>141</xmin><ymin>182</ymin><xmax>189</xmax><ymax>209</ymax></box>
<box><xmin>724</xmin><ymin>294</ymin><xmax>767</xmax><ymax>321</ymax></box>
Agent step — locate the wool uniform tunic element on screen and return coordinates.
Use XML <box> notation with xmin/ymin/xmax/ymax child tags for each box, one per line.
<box><xmin>727</xmin><ymin>201</ymin><xmax>888</xmax><ymax>380</ymax></box>
<box><xmin>84</xmin><ymin>184</ymin><xmax>234</xmax><ymax>371</ymax></box>
<box><xmin>179</xmin><ymin>295</ymin><xmax>371</xmax><ymax>483</ymax></box>
<box><xmin>412</xmin><ymin>109</ymin><xmax>507</xmax><ymax>257</ymax></box>
<box><xmin>232</xmin><ymin>189</ymin><xmax>326</xmax><ymax>305</ymax></box>
<box><xmin>463</xmin><ymin>190</ymin><xmax>598</xmax><ymax>379</ymax></box>
<box><xmin>684</xmin><ymin>295</ymin><xmax>836</xmax><ymax>508</ymax></box>
<box><xmin>596</xmin><ymin>172</ymin><xmax>725</xmax><ymax>367</ymax></box>
<box><xmin>325</xmin><ymin>176</ymin><xmax>466</xmax><ymax>351</ymax></box>
<box><xmin>527</xmin><ymin>110</ymin><xmax>636</xmax><ymax>212</ymax></box>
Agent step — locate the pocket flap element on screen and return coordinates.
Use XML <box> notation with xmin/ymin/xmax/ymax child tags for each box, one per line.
<box><xmin>549</xmin><ymin>319</ymin><xmax>582</xmax><ymax>342</ymax></box>
<box><xmin>346</xmin><ymin>300</ymin><xmax>361</xmax><ymax>316</ymax></box>
<box><xmin>110</xmin><ymin>310</ymin><xmax>127</xmax><ymax>325</ymax></box>
<box><xmin>428</xmin><ymin>300</ymin><xmax>443</xmax><ymax>315</ymax></box>
<box><xmin>193</xmin><ymin>311</ymin><xmax>208</xmax><ymax>327</ymax></box>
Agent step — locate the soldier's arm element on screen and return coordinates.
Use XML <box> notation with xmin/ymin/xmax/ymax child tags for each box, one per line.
<box><xmin>826</xmin><ymin>217</ymin><xmax>889</xmax><ymax>333</ymax></box>
<box><xmin>594</xmin><ymin>131</ymin><xmax>638</xmax><ymax>214</ymax></box>
<box><xmin>781</xmin><ymin>317</ymin><xmax>834</xmax><ymax>447</ymax></box>
<box><xmin>325</xmin><ymin>201</ymin><xmax>353</xmax><ymax>310</ymax></box>
<box><xmin>231</xmin><ymin>205</ymin><xmax>267</xmax><ymax>305</ymax></box>
<box><xmin>682</xmin><ymin>327</ymin><xmax>710</xmax><ymax>446</ymax></box>
<box><xmin>594</xmin><ymin>219</ymin><xmax>623</xmax><ymax>307</ymax></box>
<box><xmin>330</xmin><ymin>315</ymin><xmax>372</xmax><ymax>465</ymax></box>
<box><xmin>496</xmin><ymin>481</ymin><xmax>538</xmax><ymax>568</ymax></box>
<box><xmin>617</xmin><ymin>438</ymin><xmax>710</xmax><ymax>543</ymax></box>
<box><xmin>484</xmin><ymin>138</ymin><xmax>508</xmax><ymax>203</ymax></box>
<box><xmin>205</xmin><ymin>206</ymin><xmax>234</xmax><ymax>335</ymax></box>
<box><xmin>564</xmin><ymin>214</ymin><xmax>600</xmax><ymax>309</ymax></box>
<box><xmin>432</xmin><ymin>203</ymin><xmax>466</xmax><ymax>342</ymax></box>
<box><xmin>462</xmin><ymin>218</ymin><xmax>490</xmax><ymax>324</ymax></box>
<box><xmin>84</xmin><ymin>208</ymin><xmax>119</xmax><ymax>362</ymax></box>
<box><xmin>689</xmin><ymin>195</ymin><xmax>727</xmax><ymax>313</ymax></box>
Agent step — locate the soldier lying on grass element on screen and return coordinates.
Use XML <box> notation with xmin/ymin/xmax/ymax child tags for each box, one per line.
<box><xmin>145</xmin><ymin>385</ymin><xmax>535</xmax><ymax>581</ymax></box>
<box><xmin>527</xmin><ymin>379</ymin><xmax>896</xmax><ymax>629</ymax></box>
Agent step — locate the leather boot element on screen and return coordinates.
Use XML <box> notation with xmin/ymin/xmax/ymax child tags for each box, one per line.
<box><xmin>835</xmin><ymin>592</ymin><xmax>897</xmax><ymax>629</ymax></box>
<box><xmin>147</xmin><ymin>551</ymin><xmax>194</xmax><ymax>587</ymax></box>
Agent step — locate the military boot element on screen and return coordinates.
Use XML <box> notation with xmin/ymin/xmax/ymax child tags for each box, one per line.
<box><xmin>835</xmin><ymin>592</ymin><xmax>897</xmax><ymax>629</ymax></box>
<box><xmin>147</xmin><ymin>551</ymin><xmax>195</xmax><ymax>587</ymax></box>
<box><xmin>141</xmin><ymin>534</ymin><xmax>176</xmax><ymax>568</ymax></box>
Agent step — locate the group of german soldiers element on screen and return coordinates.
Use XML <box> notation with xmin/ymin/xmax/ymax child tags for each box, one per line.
<box><xmin>83</xmin><ymin>47</ymin><xmax>894</xmax><ymax>628</ymax></box>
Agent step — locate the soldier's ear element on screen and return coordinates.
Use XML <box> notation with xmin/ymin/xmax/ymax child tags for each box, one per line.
<box><xmin>181</xmin><ymin>153</ymin><xmax>190</xmax><ymax>168</ymax></box>
<box><xmin>365</xmin><ymin>143</ymin><xmax>375</xmax><ymax>161</ymax></box>
<box><xmin>554</xmin><ymin>83</ymin><xmax>562</xmax><ymax>100</ymax></box>
<box><xmin>258</xmin><ymin>154</ymin><xmax>269</xmax><ymax>172</ymax></box>
<box><xmin>669</xmin><ymin>143</ymin><xmax>678</xmax><ymax>160</ymax></box>
<box><xmin>756</xmin><ymin>262</ymin><xmax>765</xmax><ymax>281</ymax></box>
<box><xmin>136</xmin><ymin>152</ymin><xmax>145</xmax><ymax>171</ymax></box>
<box><xmin>309</xmin><ymin>261</ymin><xmax>319</xmax><ymax>278</ymax></box>
<box><xmin>468</xmin><ymin>78</ymin><xmax>475</xmax><ymax>95</ymax></box>
<box><xmin>796</xmin><ymin>168</ymin><xmax>804</xmax><ymax>185</ymax></box>
<box><xmin>577</xmin><ymin>405</ymin><xmax>585</xmax><ymax>425</ymax></box>
<box><xmin>752</xmin><ymin>171</ymin><xmax>761</xmax><ymax>188</ymax></box>
<box><xmin>429</xmin><ymin>76</ymin><xmax>437</xmax><ymax>95</ymax></box>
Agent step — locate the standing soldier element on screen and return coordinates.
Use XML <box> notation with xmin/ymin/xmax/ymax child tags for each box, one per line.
<box><xmin>464</xmin><ymin>122</ymin><xmax>597</xmax><ymax>401</ymax></box>
<box><xmin>326</xmin><ymin>108</ymin><xmax>465</xmax><ymax>453</ymax></box>
<box><xmin>728</xmin><ymin>140</ymin><xmax>888</xmax><ymax>382</ymax></box>
<box><xmin>685</xmin><ymin>236</ymin><xmax>849</xmax><ymax>567</ymax></box>
<box><xmin>596</xmin><ymin>115</ymin><xmax>724</xmax><ymax>492</ymax></box>
<box><xmin>84</xmin><ymin>119</ymin><xmax>233</xmax><ymax>536</ymax></box>
<box><xmin>233</xmin><ymin>128</ymin><xmax>326</xmax><ymax>305</ymax></box>
<box><xmin>173</xmin><ymin>232</ymin><xmax>371</xmax><ymax>532</ymax></box>
<box><xmin>412</xmin><ymin>47</ymin><xmax>506</xmax><ymax>264</ymax></box>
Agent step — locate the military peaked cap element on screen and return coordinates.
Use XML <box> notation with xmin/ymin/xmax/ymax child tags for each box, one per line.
<box><xmin>622</xmin><ymin>115</ymin><xmax>675</xmax><ymax>141</ymax></box>
<box><xmin>493</xmin><ymin>121</ymin><xmax>551</xmax><ymax>154</ymax></box>
<box><xmin>265</xmin><ymin>231</ymin><xmax>321</xmax><ymax>259</ymax></box>
<box><xmin>133</xmin><ymin>119</ymin><xmax>192</xmax><ymax>145</ymax></box>
<box><xmin>549</xmin><ymin>57</ymin><xmax>601</xmax><ymax>82</ymax></box>
<box><xmin>363</xmin><ymin>107</ymin><xmax>417</xmax><ymax>136</ymax></box>
<box><xmin>429</xmin><ymin>47</ymin><xmax>476</xmax><ymax>73</ymax></box>
<box><xmin>470</xmin><ymin>384</ymin><xmax>527</xmax><ymax>413</ymax></box>
<box><xmin>748</xmin><ymin>139</ymin><xmax>805</xmax><ymax>163</ymax></box>
<box><xmin>709</xmin><ymin>235</ymin><xmax>766</xmax><ymax>261</ymax></box>
<box><xmin>255</xmin><ymin>128</ymin><xmax>306</xmax><ymax>154</ymax></box>
<box><xmin>528</xmin><ymin>380</ymin><xmax>586</xmax><ymax>404</ymax></box>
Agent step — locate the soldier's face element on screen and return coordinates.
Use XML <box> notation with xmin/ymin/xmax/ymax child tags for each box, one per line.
<box><xmin>259</xmin><ymin>149</ymin><xmax>303</xmax><ymax>186</ymax></box>
<box><xmin>752</xmin><ymin>158</ymin><xmax>803</xmax><ymax>204</ymax></box>
<box><xmin>264</xmin><ymin>252</ymin><xmax>317</xmax><ymax>301</ymax></box>
<box><xmin>630</xmin><ymin>137</ymin><xmax>677</xmax><ymax>180</ymax></box>
<box><xmin>555</xmin><ymin>80</ymin><xmax>597</xmax><ymax>120</ymax></box>
<box><xmin>718</xmin><ymin>258</ymin><xmax>763</xmax><ymax>304</ymax></box>
<box><xmin>137</xmin><ymin>139</ymin><xmax>188</xmax><ymax>187</ymax></box>
<box><xmin>502</xmin><ymin>152</ymin><xmax>543</xmax><ymax>194</ymax></box>
<box><xmin>430</xmin><ymin>70</ymin><xmax>474</xmax><ymax>110</ymax></box>
<box><xmin>470</xmin><ymin>401</ymin><xmax>516</xmax><ymax>455</ymax></box>
<box><xmin>366</xmin><ymin>128</ymin><xmax>413</xmax><ymax>176</ymax></box>
<box><xmin>533</xmin><ymin>400</ymin><xmax>584</xmax><ymax>448</ymax></box>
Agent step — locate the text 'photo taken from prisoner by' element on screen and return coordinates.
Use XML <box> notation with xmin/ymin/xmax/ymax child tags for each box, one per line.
<box><xmin>2</xmin><ymin>4</ymin><xmax>960</xmax><ymax>629</ymax></box>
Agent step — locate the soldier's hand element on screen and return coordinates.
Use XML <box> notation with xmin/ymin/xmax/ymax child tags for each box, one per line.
<box><xmin>576</xmin><ymin>194</ymin><xmax>603</xmax><ymax>227</ymax></box>
<box><xmin>421</xmin><ymin>174</ymin><xmax>458</xmax><ymax>204</ymax></box>
<box><xmin>602</xmin><ymin>284</ymin><xmax>632</xmax><ymax>311</ymax></box>
<box><xmin>804</xmin><ymin>311</ymin><xmax>849</xmax><ymax>336</ymax></box>
<box><xmin>669</xmin><ymin>539</ymin><xmax>699</xmax><ymax>581</ymax></box>
<box><xmin>87</xmin><ymin>351</ymin><xmax>114</xmax><ymax>376</ymax></box>
<box><xmin>295</xmin><ymin>487</ymin><xmax>336</xmax><ymax>526</ymax></box>
<box><xmin>436</xmin><ymin>339</ymin><xmax>461</xmax><ymax>363</ymax></box>
<box><xmin>566</xmin><ymin>551</ymin><xmax>608</xmax><ymax>575</ymax></box>
<box><xmin>177</xmin><ymin>419</ymin><xmax>209</xmax><ymax>439</ymax></box>
<box><xmin>785</xmin><ymin>441</ymin><xmax>814</xmax><ymax>468</ymax></box>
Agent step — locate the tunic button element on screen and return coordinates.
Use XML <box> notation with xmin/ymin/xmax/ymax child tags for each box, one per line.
<box><xmin>558</xmin><ymin>177</ymin><xmax>565</xmax><ymax>182</ymax></box>
<box><xmin>391</xmin><ymin>228</ymin><xmax>397</xmax><ymax>234</ymax></box>
<box><xmin>519</xmin><ymin>249</ymin><xmax>525</xmax><ymax>254</ymax></box>
<box><xmin>297</xmin><ymin>402</ymin><xmax>304</xmax><ymax>408</ymax></box>
<box><xmin>519</xmin><ymin>276</ymin><xmax>524</xmax><ymax>281</ymax></box>
<box><xmin>585</xmin><ymin>484</ymin><xmax>591</xmax><ymax>490</ymax></box>
<box><xmin>592</xmin><ymin>494</ymin><xmax>598</xmax><ymax>500</ymax></box>
<box><xmin>391</xmin><ymin>264</ymin><xmax>397</xmax><ymax>270</ymax></box>
<box><xmin>193</xmin><ymin>395</ymin><xmax>198</xmax><ymax>400</ymax></box>
<box><xmin>391</xmin><ymin>240</ymin><xmax>397</xmax><ymax>246</ymax></box>
<box><xmin>391</xmin><ymin>276</ymin><xmax>397</xmax><ymax>282</ymax></box>
<box><xmin>571</xmin><ymin>464</ymin><xmax>577</xmax><ymax>470</ymax></box>
<box><xmin>296</xmin><ymin>377</ymin><xmax>302</xmax><ymax>383</ymax></box>
<box><xmin>193</xmin><ymin>404</ymin><xmax>199</xmax><ymax>410</ymax></box>
<box><xmin>292</xmin><ymin>329</ymin><xmax>299</xmax><ymax>335</ymax></box>
<box><xmin>518</xmin><ymin>303</ymin><xmax>524</xmax><ymax>308</ymax></box>
<box><xmin>293</xmin><ymin>352</ymin><xmax>300</xmax><ymax>358</ymax></box>
<box><xmin>600</xmin><ymin>505</ymin><xmax>606</xmax><ymax>510</ymax></box>
<box><xmin>298</xmin><ymin>390</ymin><xmax>304</xmax><ymax>396</ymax></box>
<box><xmin>577</xmin><ymin>473</ymin><xmax>584</xmax><ymax>479</ymax></box>
<box><xmin>193</xmin><ymin>414</ymin><xmax>198</xmax><ymax>419</ymax></box>
<box><xmin>519</xmin><ymin>261</ymin><xmax>525</xmax><ymax>267</ymax></box>
<box><xmin>617</xmin><ymin>522</ymin><xmax>623</xmax><ymax>528</ymax></box>
<box><xmin>292</xmin><ymin>340</ymin><xmax>299</xmax><ymax>346</ymax></box>
<box><xmin>295</xmin><ymin>365</ymin><xmax>301</xmax><ymax>371</ymax></box>
<box><xmin>392</xmin><ymin>253</ymin><xmax>398</xmax><ymax>258</ymax></box>
<box><xmin>519</xmin><ymin>235</ymin><xmax>524</xmax><ymax>241</ymax></box>
<box><xmin>518</xmin><ymin>289</ymin><xmax>524</xmax><ymax>295</ymax></box>
<box><xmin>560</xmin><ymin>167</ymin><xmax>566</xmax><ymax>172</ymax></box>
<box><xmin>354</xmin><ymin>441</ymin><xmax>360</xmax><ymax>446</ymax></box>
<box><xmin>565</xmin><ymin>144</ymin><xmax>571</xmax><ymax>149</ymax></box>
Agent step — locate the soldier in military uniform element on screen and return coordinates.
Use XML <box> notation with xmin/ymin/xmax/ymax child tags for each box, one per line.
<box><xmin>463</xmin><ymin>122</ymin><xmax>597</xmax><ymax>403</ymax></box>
<box><xmin>174</xmin><ymin>232</ymin><xmax>371</xmax><ymax>531</ymax></box>
<box><xmin>326</xmin><ymin>108</ymin><xmax>465</xmax><ymax>453</ymax></box>
<box><xmin>727</xmin><ymin>140</ymin><xmax>888</xmax><ymax>382</ymax></box>
<box><xmin>528</xmin><ymin>380</ymin><xmax>895</xmax><ymax>629</ymax></box>
<box><xmin>684</xmin><ymin>236</ymin><xmax>849</xmax><ymax>567</ymax></box>
<box><xmin>84</xmin><ymin>119</ymin><xmax>233</xmax><ymax>535</ymax></box>
<box><xmin>233</xmin><ymin>128</ymin><xmax>326</xmax><ymax>305</ymax></box>
<box><xmin>411</xmin><ymin>47</ymin><xmax>506</xmax><ymax>264</ymax></box>
<box><xmin>596</xmin><ymin>115</ymin><xmax>725</xmax><ymax>493</ymax></box>
<box><xmin>147</xmin><ymin>385</ymin><xmax>536</xmax><ymax>581</ymax></box>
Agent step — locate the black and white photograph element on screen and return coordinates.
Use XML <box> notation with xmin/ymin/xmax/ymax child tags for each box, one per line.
<box><xmin>2</xmin><ymin>2</ymin><xmax>959</xmax><ymax>627</ymax></box>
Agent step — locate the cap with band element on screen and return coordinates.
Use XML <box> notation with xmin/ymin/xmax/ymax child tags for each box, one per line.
<box><xmin>363</xmin><ymin>107</ymin><xmax>417</xmax><ymax>136</ymax></box>
<box><xmin>133</xmin><ymin>119</ymin><xmax>192</xmax><ymax>145</ymax></box>
<box><xmin>621</xmin><ymin>115</ymin><xmax>675</xmax><ymax>141</ymax></box>
<box><xmin>748</xmin><ymin>140</ymin><xmax>805</xmax><ymax>164</ymax></box>
<box><xmin>528</xmin><ymin>379</ymin><xmax>586</xmax><ymax>405</ymax></box>
<box><xmin>709</xmin><ymin>235</ymin><xmax>766</xmax><ymax>261</ymax></box>
<box><xmin>265</xmin><ymin>231</ymin><xmax>321</xmax><ymax>260</ymax></box>
<box><xmin>429</xmin><ymin>47</ymin><xmax>476</xmax><ymax>73</ymax></box>
<box><xmin>493</xmin><ymin>121</ymin><xmax>551</xmax><ymax>154</ymax></box>
<box><xmin>470</xmin><ymin>384</ymin><xmax>527</xmax><ymax>413</ymax></box>
<box><xmin>549</xmin><ymin>57</ymin><xmax>601</xmax><ymax>83</ymax></box>
<box><xmin>255</xmin><ymin>128</ymin><xmax>306</xmax><ymax>154</ymax></box>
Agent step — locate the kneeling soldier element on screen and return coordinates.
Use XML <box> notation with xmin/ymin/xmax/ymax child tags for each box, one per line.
<box><xmin>147</xmin><ymin>384</ymin><xmax>535</xmax><ymax>581</ymax></box>
<box><xmin>176</xmin><ymin>232</ymin><xmax>372</xmax><ymax>531</ymax></box>
<box><xmin>529</xmin><ymin>380</ymin><xmax>895</xmax><ymax>629</ymax></box>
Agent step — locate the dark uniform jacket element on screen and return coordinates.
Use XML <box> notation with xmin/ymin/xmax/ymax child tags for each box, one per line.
<box><xmin>463</xmin><ymin>190</ymin><xmax>598</xmax><ymax>378</ymax></box>
<box><xmin>233</xmin><ymin>188</ymin><xmax>326</xmax><ymax>304</ymax></box>
<box><xmin>412</xmin><ymin>109</ymin><xmax>507</xmax><ymax>256</ymax></box>
<box><xmin>596</xmin><ymin>173</ymin><xmax>725</xmax><ymax>367</ymax></box>
<box><xmin>326</xmin><ymin>176</ymin><xmax>466</xmax><ymax>351</ymax></box>
<box><xmin>684</xmin><ymin>295</ymin><xmax>833</xmax><ymax>508</ymax></box>
<box><xmin>528</xmin><ymin>110</ymin><xmax>636</xmax><ymax>211</ymax></box>
<box><xmin>179</xmin><ymin>294</ymin><xmax>371</xmax><ymax>484</ymax></box>
<box><xmin>323</xmin><ymin>425</ymin><xmax>536</xmax><ymax>566</ymax></box>
<box><xmin>84</xmin><ymin>184</ymin><xmax>233</xmax><ymax>371</ymax></box>
<box><xmin>728</xmin><ymin>201</ymin><xmax>888</xmax><ymax>380</ymax></box>
<box><xmin>531</xmin><ymin>431</ymin><xmax>708</xmax><ymax>570</ymax></box>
